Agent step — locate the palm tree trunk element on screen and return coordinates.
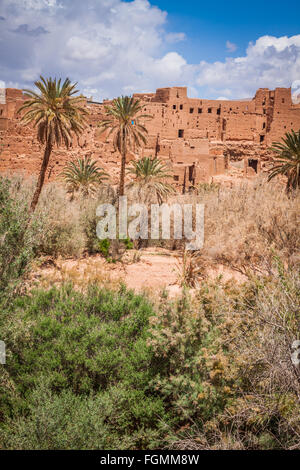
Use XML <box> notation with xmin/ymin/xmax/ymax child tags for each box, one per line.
<box><xmin>30</xmin><ymin>136</ymin><xmax>52</xmax><ymax>213</ymax></box>
<box><xmin>119</xmin><ymin>130</ymin><xmax>126</xmax><ymax>196</ymax></box>
<box><xmin>119</xmin><ymin>152</ymin><xmax>126</xmax><ymax>196</ymax></box>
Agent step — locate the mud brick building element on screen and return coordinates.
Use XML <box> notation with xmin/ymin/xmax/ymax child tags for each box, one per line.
<box><xmin>1</xmin><ymin>85</ymin><xmax>300</xmax><ymax>190</ymax></box>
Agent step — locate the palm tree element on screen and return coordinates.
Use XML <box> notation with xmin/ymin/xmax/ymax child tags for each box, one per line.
<box><xmin>98</xmin><ymin>96</ymin><xmax>152</xmax><ymax>196</ymax></box>
<box><xmin>18</xmin><ymin>76</ymin><xmax>87</xmax><ymax>212</ymax></box>
<box><xmin>268</xmin><ymin>129</ymin><xmax>300</xmax><ymax>192</ymax></box>
<box><xmin>126</xmin><ymin>156</ymin><xmax>175</xmax><ymax>203</ymax></box>
<box><xmin>61</xmin><ymin>156</ymin><xmax>108</xmax><ymax>198</ymax></box>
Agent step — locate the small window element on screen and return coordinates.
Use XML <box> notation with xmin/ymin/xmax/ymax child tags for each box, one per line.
<box><xmin>282</xmin><ymin>98</ymin><xmax>285</xmax><ymax>104</ymax></box>
<box><xmin>198</xmin><ymin>108</ymin><xmax>202</xmax><ymax>114</ymax></box>
<box><xmin>262</xmin><ymin>122</ymin><xmax>266</xmax><ymax>129</ymax></box>
<box><xmin>217</xmin><ymin>107</ymin><xmax>221</xmax><ymax>115</ymax></box>
<box><xmin>189</xmin><ymin>108</ymin><xmax>194</xmax><ymax>114</ymax></box>
<box><xmin>174</xmin><ymin>175</ymin><xmax>179</xmax><ymax>181</ymax></box>
<box><xmin>263</xmin><ymin>109</ymin><xmax>266</xmax><ymax>114</ymax></box>
<box><xmin>173</xmin><ymin>105</ymin><xmax>176</xmax><ymax>110</ymax></box>
<box><xmin>180</xmin><ymin>104</ymin><xmax>183</xmax><ymax>110</ymax></box>
<box><xmin>260</xmin><ymin>135</ymin><xmax>265</xmax><ymax>143</ymax></box>
<box><xmin>208</xmin><ymin>108</ymin><xmax>212</xmax><ymax>113</ymax></box>
<box><xmin>178</xmin><ymin>129</ymin><xmax>184</xmax><ymax>138</ymax></box>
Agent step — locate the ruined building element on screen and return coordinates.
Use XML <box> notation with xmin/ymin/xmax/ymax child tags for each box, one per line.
<box><xmin>1</xmin><ymin>86</ymin><xmax>300</xmax><ymax>190</ymax></box>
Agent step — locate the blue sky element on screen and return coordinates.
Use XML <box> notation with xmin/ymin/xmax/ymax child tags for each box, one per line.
<box><xmin>0</xmin><ymin>0</ymin><xmax>300</xmax><ymax>101</ymax></box>
<box><xmin>145</xmin><ymin>0</ymin><xmax>300</xmax><ymax>62</ymax></box>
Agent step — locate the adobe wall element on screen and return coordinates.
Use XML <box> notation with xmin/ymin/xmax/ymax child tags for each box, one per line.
<box><xmin>0</xmin><ymin>85</ymin><xmax>299</xmax><ymax>190</ymax></box>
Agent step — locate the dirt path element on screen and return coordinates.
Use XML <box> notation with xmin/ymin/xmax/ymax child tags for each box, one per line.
<box><xmin>29</xmin><ymin>248</ymin><xmax>247</xmax><ymax>297</ymax></box>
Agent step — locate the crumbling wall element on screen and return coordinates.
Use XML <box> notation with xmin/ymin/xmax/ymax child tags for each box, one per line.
<box><xmin>0</xmin><ymin>85</ymin><xmax>299</xmax><ymax>189</ymax></box>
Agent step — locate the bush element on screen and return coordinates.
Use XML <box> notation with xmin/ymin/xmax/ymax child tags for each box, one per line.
<box><xmin>0</xmin><ymin>177</ymin><xmax>32</xmax><ymax>293</ymax></box>
<box><xmin>1</xmin><ymin>267</ymin><xmax>299</xmax><ymax>449</ymax></box>
<box><xmin>0</xmin><ymin>284</ymin><xmax>171</xmax><ymax>449</ymax></box>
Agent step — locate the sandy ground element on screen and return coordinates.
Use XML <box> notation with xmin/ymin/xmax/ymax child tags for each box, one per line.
<box><xmin>29</xmin><ymin>248</ymin><xmax>248</xmax><ymax>297</ymax></box>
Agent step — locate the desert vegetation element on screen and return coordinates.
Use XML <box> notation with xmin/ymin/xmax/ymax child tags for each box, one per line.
<box><xmin>268</xmin><ymin>129</ymin><xmax>300</xmax><ymax>192</ymax></box>
<box><xmin>18</xmin><ymin>76</ymin><xmax>87</xmax><ymax>212</ymax></box>
<box><xmin>1</xmin><ymin>77</ymin><xmax>299</xmax><ymax>450</ymax></box>
<box><xmin>0</xmin><ymin>171</ymin><xmax>299</xmax><ymax>450</ymax></box>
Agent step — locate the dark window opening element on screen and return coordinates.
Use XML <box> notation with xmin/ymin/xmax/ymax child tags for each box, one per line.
<box><xmin>248</xmin><ymin>159</ymin><xmax>258</xmax><ymax>173</ymax></box>
<box><xmin>213</xmin><ymin>157</ymin><xmax>217</xmax><ymax>173</ymax></box>
<box><xmin>260</xmin><ymin>135</ymin><xmax>265</xmax><ymax>143</ymax></box>
<box><xmin>217</xmin><ymin>107</ymin><xmax>221</xmax><ymax>115</ymax></box>
<box><xmin>262</xmin><ymin>122</ymin><xmax>266</xmax><ymax>129</ymax></box>
<box><xmin>174</xmin><ymin>175</ymin><xmax>179</xmax><ymax>181</ymax></box>
<box><xmin>188</xmin><ymin>164</ymin><xmax>196</xmax><ymax>185</ymax></box>
<box><xmin>180</xmin><ymin>104</ymin><xmax>183</xmax><ymax>110</ymax></box>
<box><xmin>263</xmin><ymin>109</ymin><xmax>266</xmax><ymax>114</ymax></box>
<box><xmin>178</xmin><ymin>129</ymin><xmax>184</xmax><ymax>138</ymax></box>
<box><xmin>189</xmin><ymin>108</ymin><xmax>194</xmax><ymax>114</ymax></box>
<box><xmin>282</xmin><ymin>98</ymin><xmax>285</xmax><ymax>104</ymax></box>
<box><xmin>198</xmin><ymin>108</ymin><xmax>202</xmax><ymax>114</ymax></box>
<box><xmin>173</xmin><ymin>105</ymin><xmax>176</xmax><ymax>110</ymax></box>
<box><xmin>208</xmin><ymin>108</ymin><xmax>212</xmax><ymax>113</ymax></box>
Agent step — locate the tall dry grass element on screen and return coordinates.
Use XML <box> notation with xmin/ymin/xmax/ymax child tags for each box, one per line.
<box><xmin>174</xmin><ymin>178</ymin><xmax>299</xmax><ymax>276</ymax></box>
<box><xmin>6</xmin><ymin>175</ymin><xmax>300</xmax><ymax>276</ymax></box>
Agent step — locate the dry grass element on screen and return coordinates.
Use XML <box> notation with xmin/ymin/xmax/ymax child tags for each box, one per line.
<box><xmin>6</xmin><ymin>174</ymin><xmax>300</xmax><ymax>279</ymax></box>
<box><xmin>173</xmin><ymin>177</ymin><xmax>299</xmax><ymax>277</ymax></box>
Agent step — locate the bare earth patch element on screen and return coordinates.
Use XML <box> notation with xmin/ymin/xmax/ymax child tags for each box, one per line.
<box><xmin>29</xmin><ymin>248</ymin><xmax>247</xmax><ymax>297</ymax></box>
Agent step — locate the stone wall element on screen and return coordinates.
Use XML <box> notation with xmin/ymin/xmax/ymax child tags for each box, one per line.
<box><xmin>0</xmin><ymin>86</ymin><xmax>299</xmax><ymax>190</ymax></box>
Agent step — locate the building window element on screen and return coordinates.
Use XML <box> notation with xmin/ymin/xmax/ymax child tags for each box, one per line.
<box><xmin>178</xmin><ymin>129</ymin><xmax>184</xmax><ymax>138</ymax></box>
<box><xmin>180</xmin><ymin>104</ymin><xmax>183</xmax><ymax>110</ymax></box>
<box><xmin>198</xmin><ymin>108</ymin><xmax>202</xmax><ymax>114</ymax></box>
<box><xmin>282</xmin><ymin>98</ymin><xmax>285</xmax><ymax>104</ymax></box>
<box><xmin>262</xmin><ymin>122</ymin><xmax>266</xmax><ymax>129</ymax></box>
<box><xmin>260</xmin><ymin>135</ymin><xmax>265</xmax><ymax>143</ymax></box>
<box><xmin>174</xmin><ymin>175</ymin><xmax>179</xmax><ymax>181</ymax></box>
<box><xmin>189</xmin><ymin>108</ymin><xmax>194</xmax><ymax>114</ymax></box>
<box><xmin>173</xmin><ymin>105</ymin><xmax>176</xmax><ymax>110</ymax></box>
<box><xmin>217</xmin><ymin>107</ymin><xmax>221</xmax><ymax>115</ymax></box>
<box><xmin>208</xmin><ymin>108</ymin><xmax>212</xmax><ymax>113</ymax></box>
<box><xmin>248</xmin><ymin>159</ymin><xmax>258</xmax><ymax>173</ymax></box>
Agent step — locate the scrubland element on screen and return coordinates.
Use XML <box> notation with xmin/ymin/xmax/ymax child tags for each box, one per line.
<box><xmin>0</xmin><ymin>175</ymin><xmax>299</xmax><ymax>449</ymax></box>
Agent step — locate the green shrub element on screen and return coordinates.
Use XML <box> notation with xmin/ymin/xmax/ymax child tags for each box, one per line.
<box><xmin>0</xmin><ymin>177</ymin><xmax>32</xmax><ymax>293</ymax></box>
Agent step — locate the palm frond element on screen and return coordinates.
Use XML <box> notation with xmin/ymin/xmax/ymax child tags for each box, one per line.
<box><xmin>268</xmin><ymin>130</ymin><xmax>300</xmax><ymax>192</ymax></box>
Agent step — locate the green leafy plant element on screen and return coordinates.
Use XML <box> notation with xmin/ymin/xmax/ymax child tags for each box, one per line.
<box><xmin>98</xmin><ymin>96</ymin><xmax>152</xmax><ymax>195</ymax></box>
<box><xmin>127</xmin><ymin>156</ymin><xmax>175</xmax><ymax>203</ymax></box>
<box><xmin>61</xmin><ymin>156</ymin><xmax>108</xmax><ymax>198</ymax></box>
<box><xmin>268</xmin><ymin>129</ymin><xmax>300</xmax><ymax>192</ymax></box>
<box><xmin>18</xmin><ymin>76</ymin><xmax>87</xmax><ymax>212</ymax></box>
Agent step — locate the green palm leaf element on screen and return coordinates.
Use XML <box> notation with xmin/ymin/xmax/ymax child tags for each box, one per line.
<box><xmin>98</xmin><ymin>96</ymin><xmax>152</xmax><ymax>196</ymax></box>
<box><xmin>18</xmin><ymin>76</ymin><xmax>88</xmax><ymax>212</ymax></box>
<box><xmin>126</xmin><ymin>156</ymin><xmax>175</xmax><ymax>203</ymax></box>
<box><xmin>268</xmin><ymin>129</ymin><xmax>300</xmax><ymax>192</ymax></box>
<box><xmin>61</xmin><ymin>156</ymin><xmax>108</xmax><ymax>198</ymax></box>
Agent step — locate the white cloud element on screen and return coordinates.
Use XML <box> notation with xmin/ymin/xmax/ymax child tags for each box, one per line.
<box><xmin>226</xmin><ymin>40</ymin><xmax>237</xmax><ymax>52</ymax></box>
<box><xmin>166</xmin><ymin>32</ymin><xmax>186</xmax><ymax>44</ymax></box>
<box><xmin>196</xmin><ymin>35</ymin><xmax>300</xmax><ymax>98</ymax></box>
<box><xmin>0</xmin><ymin>1</ymin><xmax>299</xmax><ymax>101</ymax></box>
